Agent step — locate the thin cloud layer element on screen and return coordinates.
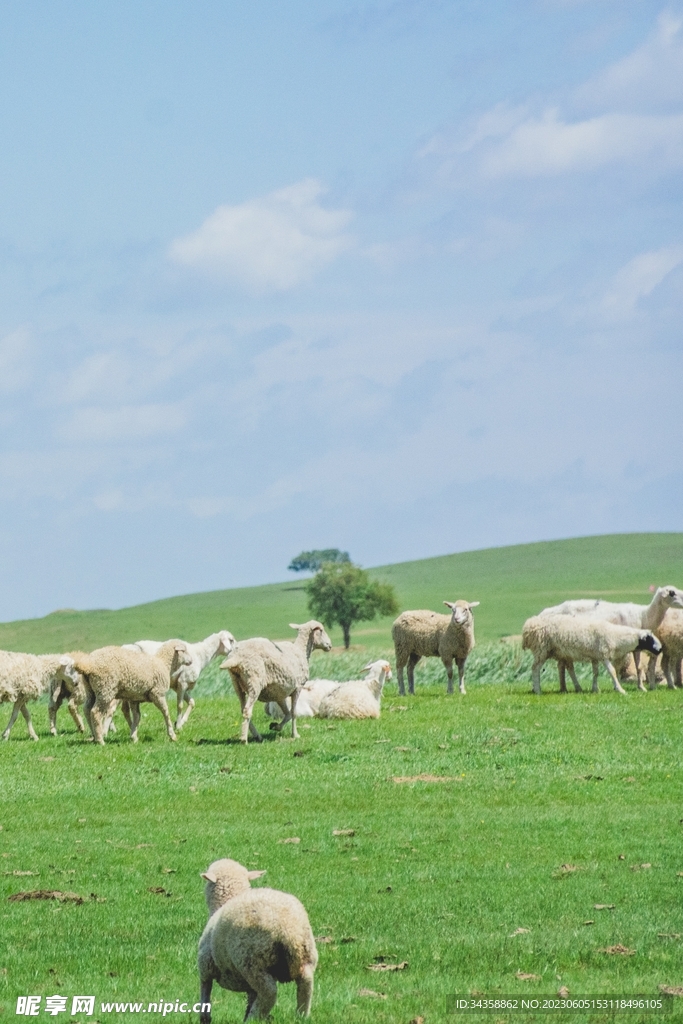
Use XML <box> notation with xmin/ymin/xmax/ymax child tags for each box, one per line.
<box><xmin>168</xmin><ymin>179</ymin><xmax>353</xmax><ymax>292</ymax></box>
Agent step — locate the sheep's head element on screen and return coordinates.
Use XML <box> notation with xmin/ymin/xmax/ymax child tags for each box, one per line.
<box><xmin>290</xmin><ymin>621</ymin><xmax>333</xmax><ymax>654</ymax></box>
<box><xmin>217</xmin><ymin>630</ymin><xmax>237</xmax><ymax>656</ymax></box>
<box><xmin>363</xmin><ymin>659</ymin><xmax>392</xmax><ymax>681</ymax></box>
<box><xmin>55</xmin><ymin>655</ymin><xmax>88</xmax><ymax>700</ymax></box>
<box><xmin>657</xmin><ymin>586</ymin><xmax>683</xmax><ymax>611</ymax></box>
<box><xmin>201</xmin><ymin>858</ymin><xmax>266</xmax><ymax>916</ymax></box>
<box><xmin>636</xmin><ymin>631</ymin><xmax>662</xmax><ymax>656</ymax></box>
<box><xmin>444</xmin><ymin>600</ymin><xmax>480</xmax><ymax>625</ymax></box>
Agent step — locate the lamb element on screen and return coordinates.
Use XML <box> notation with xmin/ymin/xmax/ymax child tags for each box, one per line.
<box><xmin>0</xmin><ymin>652</ymin><xmax>78</xmax><ymax>741</ymax></box>
<box><xmin>264</xmin><ymin>678</ymin><xmax>340</xmax><ymax>721</ymax></box>
<box><xmin>64</xmin><ymin>641</ymin><xmax>190</xmax><ymax>744</ymax></box>
<box><xmin>317</xmin><ymin>660</ymin><xmax>392</xmax><ymax>719</ymax></box>
<box><xmin>122</xmin><ymin>631</ymin><xmax>236</xmax><ymax>729</ymax></box>
<box><xmin>220</xmin><ymin>622</ymin><xmax>332</xmax><ymax>744</ymax></box>
<box><xmin>652</xmin><ymin>609</ymin><xmax>683</xmax><ymax>689</ymax></box>
<box><xmin>521</xmin><ymin>615</ymin><xmax>662</xmax><ymax>695</ymax></box>
<box><xmin>540</xmin><ymin>586</ymin><xmax>683</xmax><ymax>689</ymax></box>
<box><xmin>198</xmin><ymin>858</ymin><xmax>318</xmax><ymax>1021</ymax></box>
<box><xmin>392</xmin><ymin>600</ymin><xmax>479</xmax><ymax>695</ymax></box>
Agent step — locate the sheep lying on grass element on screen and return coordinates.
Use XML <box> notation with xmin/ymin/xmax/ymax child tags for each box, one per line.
<box><xmin>221</xmin><ymin>622</ymin><xmax>332</xmax><ymax>743</ymax></box>
<box><xmin>62</xmin><ymin>642</ymin><xmax>190</xmax><ymax>744</ymax></box>
<box><xmin>198</xmin><ymin>858</ymin><xmax>317</xmax><ymax>1022</ymax></box>
<box><xmin>264</xmin><ymin>678</ymin><xmax>340</xmax><ymax>721</ymax></box>
<box><xmin>392</xmin><ymin>600</ymin><xmax>479</xmax><ymax>695</ymax></box>
<box><xmin>540</xmin><ymin>586</ymin><xmax>683</xmax><ymax>689</ymax></box>
<box><xmin>0</xmin><ymin>652</ymin><xmax>77</xmax><ymax>741</ymax></box>
<box><xmin>123</xmin><ymin>630</ymin><xmax>236</xmax><ymax>729</ymax></box>
<box><xmin>317</xmin><ymin>660</ymin><xmax>392</xmax><ymax>719</ymax></box>
<box><xmin>522</xmin><ymin>615</ymin><xmax>662</xmax><ymax>695</ymax></box>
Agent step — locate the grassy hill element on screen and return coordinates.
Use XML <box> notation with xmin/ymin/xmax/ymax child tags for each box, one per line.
<box><xmin>1</xmin><ymin>532</ymin><xmax>681</xmax><ymax>654</ymax></box>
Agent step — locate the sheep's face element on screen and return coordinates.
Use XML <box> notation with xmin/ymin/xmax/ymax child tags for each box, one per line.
<box><xmin>363</xmin><ymin>659</ymin><xmax>392</xmax><ymax>680</ymax></box>
<box><xmin>217</xmin><ymin>631</ymin><xmax>237</xmax><ymax>656</ymax></box>
<box><xmin>659</xmin><ymin>586</ymin><xmax>683</xmax><ymax>611</ymax></box>
<box><xmin>636</xmin><ymin>632</ymin><xmax>662</xmax><ymax>655</ymax></box>
<box><xmin>444</xmin><ymin>600</ymin><xmax>480</xmax><ymax>625</ymax></box>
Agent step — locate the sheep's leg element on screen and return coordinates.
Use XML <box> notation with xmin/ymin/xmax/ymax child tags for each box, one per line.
<box><xmin>558</xmin><ymin>662</ymin><xmax>567</xmax><ymax>693</ymax></box>
<box><xmin>290</xmin><ymin>687</ymin><xmax>299</xmax><ymax>740</ymax></box>
<box><xmin>244</xmin><ymin>970</ymin><xmax>277</xmax><ymax>1020</ymax></box>
<box><xmin>443</xmin><ymin>656</ymin><xmax>454</xmax><ymax>694</ymax></box>
<box><xmin>633</xmin><ymin>650</ymin><xmax>646</xmax><ymax>691</ymax></box>
<box><xmin>174</xmin><ymin>681</ymin><xmax>187</xmax><ymax>730</ymax></box>
<box><xmin>176</xmin><ymin>683</ymin><xmax>195</xmax><ymax>730</ymax></box>
<box><xmin>89</xmin><ymin>701</ymin><xmax>109</xmax><ymax>745</ymax></box>
<box><xmin>199</xmin><ymin>978</ymin><xmax>213</xmax><ymax>1024</ymax></box>
<box><xmin>407</xmin><ymin>653</ymin><xmax>420</xmax><ymax>695</ymax></box>
<box><xmin>532</xmin><ymin>658</ymin><xmax>544</xmax><ymax>695</ymax></box>
<box><xmin>604</xmin><ymin>659</ymin><xmax>626</xmax><ymax>695</ymax></box>
<box><xmin>177</xmin><ymin>695</ymin><xmax>195</xmax><ymax>729</ymax></box>
<box><xmin>270</xmin><ymin>698</ymin><xmax>291</xmax><ymax>733</ymax></box>
<box><xmin>149</xmin><ymin>693</ymin><xmax>177</xmax><ymax>741</ymax></box>
<box><xmin>20</xmin><ymin>703</ymin><xmax>40</xmax><ymax>741</ymax></box>
<box><xmin>675</xmin><ymin>658</ymin><xmax>683</xmax><ymax>689</ymax></box>
<box><xmin>396</xmin><ymin>660</ymin><xmax>406</xmax><ymax>696</ymax></box>
<box><xmin>566</xmin><ymin>661</ymin><xmax>583</xmax><ymax>693</ymax></box>
<box><xmin>243</xmin><ymin>991</ymin><xmax>257</xmax><ymax>1021</ymax></box>
<box><xmin>48</xmin><ymin>689</ymin><xmax>65</xmax><ymax>735</ymax></box>
<box><xmin>67</xmin><ymin>698</ymin><xmax>86</xmax><ymax>733</ymax></box>
<box><xmin>456</xmin><ymin>657</ymin><xmax>467</xmax><ymax>695</ymax></box>
<box><xmin>661</xmin><ymin>652</ymin><xmax>676</xmax><ymax>690</ymax></box>
<box><xmin>591</xmin><ymin>661</ymin><xmax>600</xmax><ymax>693</ymax></box>
<box><xmin>295</xmin><ymin>964</ymin><xmax>315</xmax><ymax>1016</ymax></box>
<box><xmin>83</xmin><ymin>689</ymin><xmax>96</xmax><ymax>738</ymax></box>
<box><xmin>2</xmin><ymin>702</ymin><xmax>21</xmax><ymax>739</ymax></box>
<box><xmin>103</xmin><ymin>698</ymin><xmax>120</xmax><ymax>736</ymax></box>
<box><xmin>121</xmin><ymin>700</ymin><xmax>135</xmax><ymax>732</ymax></box>
<box><xmin>240</xmin><ymin>693</ymin><xmax>260</xmax><ymax>744</ymax></box>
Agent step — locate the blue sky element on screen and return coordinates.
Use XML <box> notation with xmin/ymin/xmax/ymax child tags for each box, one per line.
<box><xmin>1</xmin><ymin>0</ymin><xmax>682</xmax><ymax>620</ymax></box>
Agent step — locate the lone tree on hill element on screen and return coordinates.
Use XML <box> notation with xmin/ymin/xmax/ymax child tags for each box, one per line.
<box><xmin>288</xmin><ymin>548</ymin><xmax>351</xmax><ymax>573</ymax></box>
<box><xmin>306</xmin><ymin>561</ymin><xmax>398</xmax><ymax>649</ymax></box>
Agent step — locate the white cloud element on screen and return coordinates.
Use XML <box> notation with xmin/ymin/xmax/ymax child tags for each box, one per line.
<box><xmin>0</xmin><ymin>327</ymin><xmax>34</xmax><ymax>393</ymax></box>
<box><xmin>168</xmin><ymin>179</ymin><xmax>353</xmax><ymax>292</ymax></box>
<box><xmin>472</xmin><ymin>108</ymin><xmax>683</xmax><ymax>177</ymax></box>
<box><xmin>61</xmin><ymin>402</ymin><xmax>187</xmax><ymax>443</ymax></box>
<box><xmin>602</xmin><ymin>244</ymin><xmax>683</xmax><ymax>319</ymax></box>
<box><xmin>575</xmin><ymin>11</ymin><xmax>683</xmax><ymax>112</ymax></box>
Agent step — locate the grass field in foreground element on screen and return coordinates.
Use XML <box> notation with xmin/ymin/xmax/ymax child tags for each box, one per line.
<box><xmin>2</xmin><ymin>645</ymin><xmax>683</xmax><ymax>1024</ymax></box>
<box><xmin>0</xmin><ymin>533</ymin><xmax>681</xmax><ymax>654</ymax></box>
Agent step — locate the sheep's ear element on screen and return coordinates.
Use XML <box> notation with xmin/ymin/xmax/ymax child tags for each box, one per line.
<box><xmin>468</xmin><ymin>601</ymin><xmax>480</xmax><ymax>609</ymax></box>
<box><xmin>201</xmin><ymin>870</ymin><xmax>217</xmax><ymax>883</ymax></box>
<box><xmin>58</xmin><ymin>654</ymin><xmax>72</xmax><ymax>668</ymax></box>
<box><xmin>362</xmin><ymin>662</ymin><xmax>373</xmax><ymax>670</ymax></box>
<box><xmin>247</xmin><ymin>869</ymin><xmax>266</xmax><ymax>881</ymax></box>
<box><xmin>443</xmin><ymin>601</ymin><xmax>456</xmax><ymax>609</ymax></box>
<box><xmin>289</xmin><ymin>623</ymin><xmax>302</xmax><ymax>630</ymax></box>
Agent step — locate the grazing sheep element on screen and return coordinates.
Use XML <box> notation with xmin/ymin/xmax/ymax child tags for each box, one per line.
<box><xmin>540</xmin><ymin>586</ymin><xmax>683</xmax><ymax>689</ymax></box>
<box><xmin>652</xmin><ymin>609</ymin><xmax>683</xmax><ymax>689</ymax></box>
<box><xmin>522</xmin><ymin>615</ymin><xmax>662</xmax><ymax>695</ymax></box>
<box><xmin>198</xmin><ymin>858</ymin><xmax>318</xmax><ymax>1021</ymax></box>
<box><xmin>317</xmin><ymin>660</ymin><xmax>392</xmax><ymax>719</ymax></box>
<box><xmin>264</xmin><ymin>678</ymin><xmax>340</xmax><ymax>721</ymax></box>
<box><xmin>0</xmin><ymin>652</ymin><xmax>77</xmax><ymax>741</ymax></box>
<box><xmin>65</xmin><ymin>642</ymin><xmax>190</xmax><ymax>744</ymax></box>
<box><xmin>220</xmin><ymin>622</ymin><xmax>332</xmax><ymax>744</ymax></box>
<box><xmin>392</xmin><ymin>600</ymin><xmax>479</xmax><ymax>695</ymax></box>
<box><xmin>122</xmin><ymin>631</ymin><xmax>236</xmax><ymax>729</ymax></box>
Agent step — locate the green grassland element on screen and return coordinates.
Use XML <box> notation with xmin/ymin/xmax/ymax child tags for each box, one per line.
<box><xmin>2</xmin><ymin>534</ymin><xmax>683</xmax><ymax>1024</ymax></box>
<box><xmin>0</xmin><ymin>533</ymin><xmax>681</xmax><ymax>654</ymax></box>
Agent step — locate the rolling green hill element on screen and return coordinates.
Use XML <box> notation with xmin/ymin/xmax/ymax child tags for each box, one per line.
<box><xmin>1</xmin><ymin>532</ymin><xmax>681</xmax><ymax>654</ymax></box>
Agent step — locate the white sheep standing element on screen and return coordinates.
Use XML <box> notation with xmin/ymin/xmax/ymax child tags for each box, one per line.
<box><xmin>220</xmin><ymin>622</ymin><xmax>332</xmax><ymax>743</ymax></box>
<box><xmin>522</xmin><ymin>615</ymin><xmax>662</xmax><ymax>695</ymax></box>
<box><xmin>392</xmin><ymin>600</ymin><xmax>479</xmax><ymax>695</ymax></box>
<box><xmin>317</xmin><ymin>659</ymin><xmax>392</xmax><ymax>719</ymax></box>
<box><xmin>652</xmin><ymin>609</ymin><xmax>683</xmax><ymax>689</ymax></box>
<box><xmin>539</xmin><ymin>586</ymin><xmax>683</xmax><ymax>689</ymax></box>
<box><xmin>197</xmin><ymin>858</ymin><xmax>318</xmax><ymax>1021</ymax></box>
<box><xmin>0</xmin><ymin>652</ymin><xmax>77</xmax><ymax>741</ymax></box>
<box><xmin>61</xmin><ymin>642</ymin><xmax>190</xmax><ymax>744</ymax></box>
<box><xmin>122</xmin><ymin>630</ymin><xmax>236</xmax><ymax>729</ymax></box>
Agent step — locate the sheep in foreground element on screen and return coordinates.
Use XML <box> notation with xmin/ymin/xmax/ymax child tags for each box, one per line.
<box><xmin>123</xmin><ymin>630</ymin><xmax>236</xmax><ymax>729</ymax></box>
<box><xmin>317</xmin><ymin>659</ymin><xmax>392</xmax><ymax>719</ymax></box>
<box><xmin>522</xmin><ymin>615</ymin><xmax>662</xmax><ymax>695</ymax></box>
<box><xmin>264</xmin><ymin>678</ymin><xmax>340</xmax><ymax>721</ymax></box>
<box><xmin>652</xmin><ymin>609</ymin><xmax>683</xmax><ymax>689</ymax></box>
<box><xmin>198</xmin><ymin>858</ymin><xmax>318</xmax><ymax>1021</ymax></box>
<box><xmin>220</xmin><ymin>622</ymin><xmax>332</xmax><ymax>743</ymax></box>
<box><xmin>392</xmin><ymin>600</ymin><xmax>479</xmax><ymax>695</ymax></box>
<box><xmin>63</xmin><ymin>642</ymin><xmax>190</xmax><ymax>744</ymax></box>
<box><xmin>0</xmin><ymin>652</ymin><xmax>77</xmax><ymax>741</ymax></box>
<box><xmin>540</xmin><ymin>586</ymin><xmax>683</xmax><ymax>689</ymax></box>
